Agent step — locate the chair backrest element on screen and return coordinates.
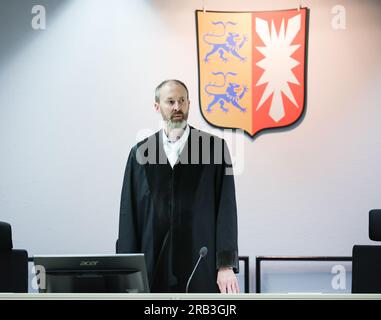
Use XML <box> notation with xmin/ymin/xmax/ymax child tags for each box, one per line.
<box><xmin>0</xmin><ymin>222</ymin><xmax>28</xmax><ymax>293</ymax></box>
<box><xmin>352</xmin><ymin>245</ymin><xmax>381</xmax><ymax>293</ymax></box>
<box><xmin>0</xmin><ymin>222</ymin><xmax>13</xmax><ymax>250</ymax></box>
<box><xmin>352</xmin><ymin>209</ymin><xmax>381</xmax><ymax>293</ymax></box>
<box><xmin>369</xmin><ymin>209</ymin><xmax>381</xmax><ymax>241</ymax></box>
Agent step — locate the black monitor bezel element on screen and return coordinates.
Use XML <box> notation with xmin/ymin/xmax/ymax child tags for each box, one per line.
<box><xmin>33</xmin><ymin>253</ymin><xmax>150</xmax><ymax>293</ymax></box>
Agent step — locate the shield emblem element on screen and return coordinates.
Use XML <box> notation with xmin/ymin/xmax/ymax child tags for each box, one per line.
<box><xmin>196</xmin><ymin>8</ymin><xmax>308</xmax><ymax>137</ymax></box>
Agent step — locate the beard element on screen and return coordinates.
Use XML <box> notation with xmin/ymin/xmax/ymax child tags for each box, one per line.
<box><xmin>166</xmin><ymin>118</ymin><xmax>187</xmax><ymax>142</ymax></box>
<box><xmin>160</xmin><ymin>110</ymin><xmax>188</xmax><ymax>141</ymax></box>
<box><xmin>161</xmin><ymin>110</ymin><xmax>188</xmax><ymax>130</ymax></box>
<box><xmin>167</xmin><ymin>119</ymin><xmax>187</xmax><ymax>130</ymax></box>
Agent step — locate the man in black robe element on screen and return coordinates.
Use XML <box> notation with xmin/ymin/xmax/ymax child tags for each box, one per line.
<box><xmin>117</xmin><ymin>79</ymin><xmax>239</xmax><ymax>293</ymax></box>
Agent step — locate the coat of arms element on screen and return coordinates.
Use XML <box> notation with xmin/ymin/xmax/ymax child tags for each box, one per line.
<box><xmin>196</xmin><ymin>8</ymin><xmax>309</xmax><ymax>137</ymax></box>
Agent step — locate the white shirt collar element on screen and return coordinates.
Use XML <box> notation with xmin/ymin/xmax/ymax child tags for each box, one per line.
<box><xmin>162</xmin><ymin>124</ymin><xmax>190</xmax><ymax>146</ymax></box>
<box><xmin>162</xmin><ymin>124</ymin><xmax>190</xmax><ymax>168</ymax></box>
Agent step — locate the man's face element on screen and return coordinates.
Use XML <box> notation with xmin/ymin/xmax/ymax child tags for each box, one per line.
<box><xmin>155</xmin><ymin>82</ymin><xmax>190</xmax><ymax>127</ymax></box>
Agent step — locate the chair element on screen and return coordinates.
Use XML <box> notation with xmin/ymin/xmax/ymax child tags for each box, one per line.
<box><xmin>0</xmin><ymin>222</ymin><xmax>28</xmax><ymax>292</ymax></box>
<box><xmin>352</xmin><ymin>209</ymin><xmax>381</xmax><ymax>293</ymax></box>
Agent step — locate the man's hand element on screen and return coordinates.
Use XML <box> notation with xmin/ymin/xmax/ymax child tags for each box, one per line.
<box><xmin>217</xmin><ymin>267</ymin><xmax>240</xmax><ymax>293</ymax></box>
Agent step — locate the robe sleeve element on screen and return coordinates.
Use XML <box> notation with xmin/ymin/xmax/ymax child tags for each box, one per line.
<box><xmin>215</xmin><ymin>139</ymin><xmax>239</xmax><ymax>273</ymax></box>
<box><xmin>117</xmin><ymin>146</ymin><xmax>140</xmax><ymax>253</ymax></box>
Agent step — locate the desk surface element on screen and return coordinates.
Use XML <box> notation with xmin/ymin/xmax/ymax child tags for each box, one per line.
<box><xmin>1</xmin><ymin>293</ymin><xmax>381</xmax><ymax>300</ymax></box>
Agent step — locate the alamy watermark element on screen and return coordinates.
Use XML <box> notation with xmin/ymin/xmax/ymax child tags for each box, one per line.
<box><xmin>135</xmin><ymin>123</ymin><xmax>245</xmax><ymax>176</ymax></box>
<box><xmin>331</xmin><ymin>264</ymin><xmax>346</xmax><ymax>290</ymax></box>
<box><xmin>31</xmin><ymin>5</ymin><xmax>46</xmax><ymax>30</ymax></box>
<box><xmin>331</xmin><ymin>5</ymin><xmax>346</xmax><ymax>30</ymax></box>
<box><xmin>31</xmin><ymin>265</ymin><xmax>46</xmax><ymax>290</ymax></box>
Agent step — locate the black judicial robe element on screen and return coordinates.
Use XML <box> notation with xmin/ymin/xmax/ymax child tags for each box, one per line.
<box><xmin>117</xmin><ymin>126</ymin><xmax>238</xmax><ymax>293</ymax></box>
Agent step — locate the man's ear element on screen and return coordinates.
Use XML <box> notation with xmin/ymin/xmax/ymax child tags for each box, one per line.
<box><xmin>154</xmin><ymin>102</ymin><xmax>160</xmax><ymax>113</ymax></box>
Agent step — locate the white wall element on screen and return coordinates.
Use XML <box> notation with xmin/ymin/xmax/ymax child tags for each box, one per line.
<box><xmin>0</xmin><ymin>0</ymin><xmax>380</xmax><ymax>292</ymax></box>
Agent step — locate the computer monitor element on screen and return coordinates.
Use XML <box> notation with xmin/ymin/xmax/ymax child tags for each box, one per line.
<box><xmin>33</xmin><ymin>254</ymin><xmax>150</xmax><ymax>293</ymax></box>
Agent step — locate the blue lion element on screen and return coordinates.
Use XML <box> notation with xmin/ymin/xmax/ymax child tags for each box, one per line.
<box><xmin>203</xmin><ymin>21</ymin><xmax>247</xmax><ymax>63</ymax></box>
<box><xmin>205</xmin><ymin>72</ymin><xmax>248</xmax><ymax>113</ymax></box>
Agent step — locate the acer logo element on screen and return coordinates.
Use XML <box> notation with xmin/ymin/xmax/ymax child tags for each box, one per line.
<box><xmin>80</xmin><ymin>261</ymin><xmax>99</xmax><ymax>266</ymax></box>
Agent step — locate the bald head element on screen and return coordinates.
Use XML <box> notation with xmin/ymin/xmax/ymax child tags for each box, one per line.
<box><xmin>155</xmin><ymin>79</ymin><xmax>189</xmax><ymax>103</ymax></box>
